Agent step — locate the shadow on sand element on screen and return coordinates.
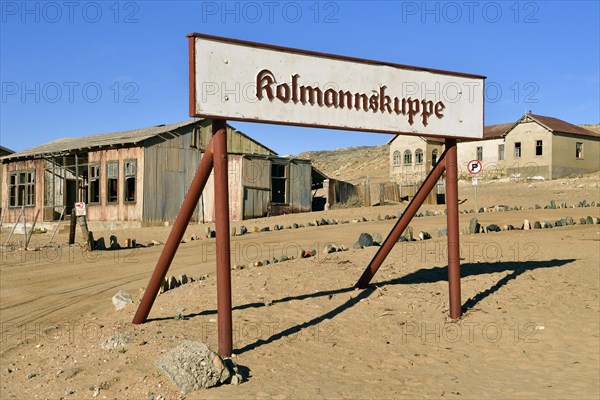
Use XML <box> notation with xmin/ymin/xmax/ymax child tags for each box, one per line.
<box><xmin>148</xmin><ymin>258</ymin><xmax>575</xmax><ymax>354</ymax></box>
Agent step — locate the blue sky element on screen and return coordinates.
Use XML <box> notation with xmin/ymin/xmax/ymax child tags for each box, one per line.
<box><xmin>1</xmin><ymin>1</ymin><xmax>599</xmax><ymax>155</ymax></box>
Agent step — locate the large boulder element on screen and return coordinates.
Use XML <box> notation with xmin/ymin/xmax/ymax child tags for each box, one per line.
<box><xmin>156</xmin><ymin>341</ymin><xmax>232</xmax><ymax>394</ymax></box>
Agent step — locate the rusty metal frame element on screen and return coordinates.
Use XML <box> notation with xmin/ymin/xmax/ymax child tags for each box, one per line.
<box><xmin>355</xmin><ymin>138</ymin><xmax>461</xmax><ymax>319</ymax></box>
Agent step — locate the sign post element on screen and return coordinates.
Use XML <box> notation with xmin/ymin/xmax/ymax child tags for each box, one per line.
<box><xmin>133</xmin><ymin>33</ymin><xmax>485</xmax><ymax>358</ymax></box>
<box><xmin>467</xmin><ymin>160</ymin><xmax>483</xmax><ymax>211</ymax></box>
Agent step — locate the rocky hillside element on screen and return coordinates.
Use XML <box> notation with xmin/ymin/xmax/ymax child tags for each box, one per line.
<box><xmin>296</xmin><ymin>145</ymin><xmax>389</xmax><ymax>184</ymax></box>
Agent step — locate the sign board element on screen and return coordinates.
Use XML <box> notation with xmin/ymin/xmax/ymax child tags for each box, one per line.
<box><xmin>467</xmin><ymin>160</ymin><xmax>483</xmax><ymax>174</ymax></box>
<box><xmin>472</xmin><ymin>176</ymin><xmax>478</xmax><ymax>186</ymax></box>
<box><xmin>188</xmin><ymin>33</ymin><xmax>485</xmax><ymax>139</ymax></box>
<box><xmin>74</xmin><ymin>202</ymin><xmax>86</xmax><ymax>216</ymax></box>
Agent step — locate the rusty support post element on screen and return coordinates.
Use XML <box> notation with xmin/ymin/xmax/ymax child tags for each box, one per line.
<box><xmin>212</xmin><ymin>119</ymin><xmax>233</xmax><ymax>358</ymax></box>
<box><xmin>132</xmin><ymin>139</ymin><xmax>215</xmax><ymax>324</ymax></box>
<box><xmin>355</xmin><ymin>148</ymin><xmax>449</xmax><ymax>288</ymax></box>
<box><xmin>445</xmin><ymin>138</ymin><xmax>462</xmax><ymax>319</ymax></box>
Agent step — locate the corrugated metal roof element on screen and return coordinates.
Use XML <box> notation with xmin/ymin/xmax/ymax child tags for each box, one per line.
<box><xmin>1</xmin><ymin>119</ymin><xmax>278</xmax><ymax>161</ymax></box>
<box><xmin>483</xmin><ymin>123</ymin><xmax>513</xmax><ymax>139</ymax></box>
<box><xmin>2</xmin><ymin>120</ymin><xmax>197</xmax><ymax>161</ymax></box>
<box><xmin>527</xmin><ymin>114</ymin><xmax>599</xmax><ymax>138</ymax></box>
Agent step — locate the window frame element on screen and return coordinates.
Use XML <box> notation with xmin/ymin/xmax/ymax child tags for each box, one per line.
<box><xmin>415</xmin><ymin>148</ymin><xmax>424</xmax><ymax>164</ymax></box>
<box><xmin>88</xmin><ymin>163</ymin><xmax>101</xmax><ymax>204</ymax></box>
<box><xmin>514</xmin><ymin>142</ymin><xmax>522</xmax><ymax>158</ymax></box>
<box><xmin>392</xmin><ymin>150</ymin><xmax>401</xmax><ymax>167</ymax></box>
<box><xmin>8</xmin><ymin>170</ymin><xmax>36</xmax><ymax>208</ymax></box>
<box><xmin>498</xmin><ymin>144</ymin><xmax>505</xmax><ymax>161</ymax></box>
<box><xmin>106</xmin><ymin>161</ymin><xmax>119</xmax><ymax>204</ymax></box>
<box><xmin>270</xmin><ymin>162</ymin><xmax>288</xmax><ymax>204</ymax></box>
<box><xmin>535</xmin><ymin>140</ymin><xmax>543</xmax><ymax>156</ymax></box>
<box><xmin>576</xmin><ymin>142</ymin><xmax>584</xmax><ymax>159</ymax></box>
<box><xmin>476</xmin><ymin>146</ymin><xmax>483</xmax><ymax>161</ymax></box>
<box><xmin>403</xmin><ymin>150</ymin><xmax>412</xmax><ymax>165</ymax></box>
<box><xmin>123</xmin><ymin>159</ymin><xmax>137</xmax><ymax>204</ymax></box>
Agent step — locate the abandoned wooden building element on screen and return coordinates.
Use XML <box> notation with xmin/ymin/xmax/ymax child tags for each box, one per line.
<box><xmin>0</xmin><ymin>119</ymin><xmax>324</xmax><ymax>227</ymax></box>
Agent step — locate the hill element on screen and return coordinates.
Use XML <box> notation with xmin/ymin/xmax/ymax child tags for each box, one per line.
<box><xmin>296</xmin><ymin>145</ymin><xmax>389</xmax><ymax>184</ymax></box>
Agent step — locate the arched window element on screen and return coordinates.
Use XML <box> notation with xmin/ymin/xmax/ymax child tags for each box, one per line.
<box><xmin>415</xmin><ymin>148</ymin><xmax>423</xmax><ymax>164</ymax></box>
<box><xmin>403</xmin><ymin>150</ymin><xmax>412</xmax><ymax>165</ymax></box>
<box><xmin>432</xmin><ymin>149</ymin><xmax>439</xmax><ymax>166</ymax></box>
<box><xmin>393</xmin><ymin>150</ymin><xmax>401</xmax><ymax>166</ymax></box>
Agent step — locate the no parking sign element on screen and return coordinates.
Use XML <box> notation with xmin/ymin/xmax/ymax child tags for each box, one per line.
<box><xmin>467</xmin><ymin>160</ymin><xmax>483</xmax><ymax>175</ymax></box>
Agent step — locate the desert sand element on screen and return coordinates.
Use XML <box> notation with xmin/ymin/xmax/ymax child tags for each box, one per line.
<box><xmin>1</xmin><ymin>174</ymin><xmax>599</xmax><ymax>399</ymax></box>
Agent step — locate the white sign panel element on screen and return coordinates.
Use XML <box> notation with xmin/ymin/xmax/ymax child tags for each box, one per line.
<box><xmin>74</xmin><ymin>202</ymin><xmax>86</xmax><ymax>216</ymax></box>
<box><xmin>472</xmin><ymin>176</ymin><xmax>478</xmax><ymax>186</ymax></box>
<box><xmin>189</xmin><ymin>33</ymin><xmax>484</xmax><ymax>139</ymax></box>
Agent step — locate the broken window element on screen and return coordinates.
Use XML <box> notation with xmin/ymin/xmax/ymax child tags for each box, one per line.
<box><xmin>271</xmin><ymin>163</ymin><xmax>286</xmax><ymax>204</ymax></box>
<box><xmin>535</xmin><ymin>140</ymin><xmax>543</xmax><ymax>156</ymax></box>
<box><xmin>432</xmin><ymin>149</ymin><xmax>439</xmax><ymax>166</ymax></box>
<box><xmin>498</xmin><ymin>144</ymin><xmax>505</xmax><ymax>160</ymax></box>
<box><xmin>107</xmin><ymin>161</ymin><xmax>118</xmax><ymax>203</ymax></box>
<box><xmin>8</xmin><ymin>171</ymin><xmax>35</xmax><ymax>207</ymax></box>
<box><xmin>514</xmin><ymin>142</ymin><xmax>521</xmax><ymax>158</ymax></box>
<box><xmin>392</xmin><ymin>151</ymin><xmax>401</xmax><ymax>166</ymax></box>
<box><xmin>476</xmin><ymin>146</ymin><xmax>483</xmax><ymax>161</ymax></box>
<box><xmin>576</xmin><ymin>142</ymin><xmax>583</xmax><ymax>159</ymax></box>
<box><xmin>124</xmin><ymin>159</ymin><xmax>137</xmax><ymax>202</ymax></box>
<box><xmin>89</xmin><ymin>164</ymin><xmax>100</xmax><ymax>204</ymax></box>
<box><xmin>415</xmin><ymin>148</ymin><xmax>423</xmax><ymax>164</ymax></box>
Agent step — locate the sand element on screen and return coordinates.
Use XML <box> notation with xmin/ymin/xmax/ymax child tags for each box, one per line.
<box><xmin>1</xmin><ymin>175</ymin><xmax>599</xmax><ymax>399</ymax></box>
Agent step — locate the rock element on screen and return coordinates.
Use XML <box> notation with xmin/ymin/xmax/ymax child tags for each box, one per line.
<box><xmin>260</xmin><ymin>227</ymin><xmax>270</xmax><ymax>232</ymax></box>
<box><xmin>155</xmin><ymin>341</ymin><xmax>232</xmax><ymax>393</ymax></box>
<box><xmin>595</xmin><ymin>218</ymin><xmax>600</xmax><ymax>225</ymax></box>
<box><xmin>149</xmin><ymin>239</ymin><xmax>163</xmax><ymax>247</ymax></box>
<box><xmin>253</xmin><ymin>226</ymin><xmax>260</xmax><ymax>233</ymax></box>
<box><xmin>273</xmin><ymin>224</ymin><xmax>281</xmax><ymax>231</ymax></box>
<box><xmin>403</xmin><ymin>226</ymin><xmax>414</xmax><ymax>241</ymax></box>
<box><xmin>112</xmin><ymin>290</ymin><xmax>133</xmax><ymax>310</ymax></box>
<box><xmin>160</xmin><ymin>278</ymin><xmax>169</xmax><ymax>294</ymax></box>
<box><xmin>542</xmin><ymin>221</ymin><xmax>553</xmax><ymax>229</ymax></box>
<box><xmin>180</xmin><ymin>274</ymin><xmax>189</xmax><ymax>285</ymax></box>
<box><xmin>437</xmin><ymin>227</ymin><xmax>447</xmax><ymax>237</ymax></box>
<box><xmin>61</xmin><ymin>367</ymin><xmax>82</xmax><ymax>381</ymax></box>
<box><xmin>469</xmin><ymin>217</ymin><xmax>481</xmax><ymax>234</ymax></box>
<box><xmin>371</xmin><ymin>233</ymin><xmax>383</xmax><ymax>246</ymax></box>
<box><xmin>230</xmin><ymin>373</ymin><xmax>242</xmax><ymax>385</ymax></box>
<box><xmin>292</xmin><ymin>223</ymin><xmax>299</xmax><ymax>229</ymax></box>
<box><xmin>566</xmin><ymin>216</ymin><xmax>574</xmax><ymax>225</ymax></box>
<box><xmin>358</xmin><ymin>233</ymin><xmax>374</xmax><ymax>247</ymax></box>
<box><xmin>254</xmin><ymin>261</ymin><xmax>263</xmax><ymax>267</ymax></box>
<box><xmin>586</xmin><ymin>216</ymin><xmax>594</xmax><ymax>225</ymax></box>
<box><xmin>504</xmin><ymin>224</ymin><xmax>514</xmax><ymax>231</ymax></box>
<box><xmin>352</xmin><ymin>241</ymin><xmax>363</xmax><ymax>249</ymax></box>
<box><xmin>398</xmin><ymin>236</ymin><xmax>407</xmax><ymax>242</ymax></box>
<box><xmin>579</xmin><ymin>218</ymin><xmax>587</xmax><ymax>225</ymax></box>
<box><xmin>320</xmin><ymin>218</ymin><xmax>329</xmax><ymax>226</ymax></box>
<box><xmin>230</xmin><ymin>227</ymin><xmax>236</xmax><ymax>236</ymax></box>
<box><xmin>94</xmin><ymin>237</ymin><xmax>107</xmax><ymax>250</ymax></box>
<box><xmin>533</xmin><ymin>221</ymin><xmax>542</xmax><ymax>229</ymax></box>
<box><xmin>478</xmin><ymin>207</ymin><xmax>485</xmax><ymax>213</ymax></box>
<box><xmin>239</xmin><ymin>225</ymin><xmax>248</xmax><ymax>235</ymax></box>
<box><xmin>279</xmin><ymin>255</ymin><xmax>289</xmax><ymax>262</ymax></box>
<box><xmin>323</xmin><ymin>244</ymin><xmax>336</xmax><ymax>254</ymax></box>
<box><xmin>205</xmin><ymin>226</ymin><xmax>212</xmax><ymax>235</ymax></box>
<box><xmin>549</xmin><ymin>200</ymin><xmax>556</xmax><ymax>209</ymax></box>
<box><xmin>169</xmin><ymin>276</ymin><xmax>180</xmax><ymax>290</ymax></box>
<box><xmin>418</xmin><ymin>231</ymin><xmax>431</xmax><ymax>240</ymax></box>
<box><xmin>487</xmin><ymin>224</ymin><xmax>501</xmax><ymax>232</ymax></box>
<box><xmin>554</xmin><ymin>219</ymin><xmax>565</xmax><ymax>227</ymax></box>
<box><xmin>100</xmin><ymin>332</ymin><xmax>132</xmax><ymax>350</ymax></box>
<box><xmin>535</xmin><ymin>204</ymin><xmax>541</xmax><ymax>209</ymax></box>
<box><xmin>189</xmin><ymin>234</ymin><xmax>199</xmax><ymax>241</ymax></box>
<box><xmin>208</xmin><ymin>231</ymin><xmax>216</xmax><ymax>238</ymax></box>
<box><xmin>27</xmin><ymin>371</ymin><xmax>37</xmax><ymax>379</ymax></box>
